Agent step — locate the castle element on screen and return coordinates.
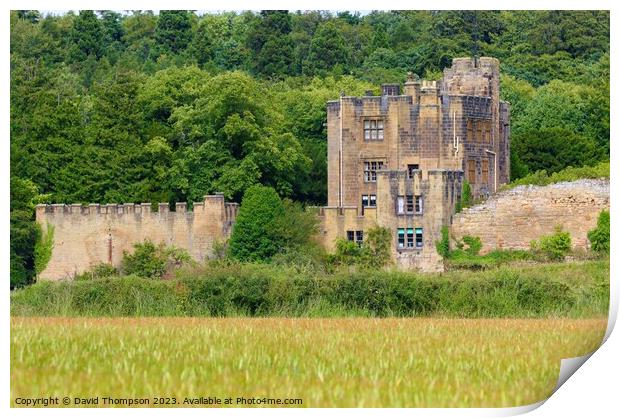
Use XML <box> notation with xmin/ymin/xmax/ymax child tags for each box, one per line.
<box><xmin>317</xmin><ymin>57</ymin><xmax>510</xmax><ymax>271</ymax></box>
<box><xmin>36</xmin><ymin>56</ymin><xmax>511</xmax><ymax>279</ymax></box>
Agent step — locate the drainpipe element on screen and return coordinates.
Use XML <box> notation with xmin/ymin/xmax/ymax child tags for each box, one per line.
<box><xmin>339</xmin><ymin>96</ymin><xmax>343</xmax><ymax>207</ymax></box>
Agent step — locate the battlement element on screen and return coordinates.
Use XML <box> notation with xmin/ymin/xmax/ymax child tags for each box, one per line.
<box><xmin>35</xmin><ymin>194</ymin><xmax>237</xmax><ymax>217</ymax></box>
<box><xmin>36</xmin><ymin>193</ymin><xmax>238</xmax><ymax>280</ymax></box>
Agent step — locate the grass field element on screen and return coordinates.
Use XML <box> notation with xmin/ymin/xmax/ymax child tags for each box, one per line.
<box><xmin>11</xmin><ymin>317</ymin><xmax>606</xmax><ymax>408</ymax></box>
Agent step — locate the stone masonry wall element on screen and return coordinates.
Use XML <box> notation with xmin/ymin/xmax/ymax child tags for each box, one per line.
<box><xmin>450</xmin><ymin>179</ymin><xmax>609</xmax><ymax>253</ymax></box>
<box><xmin>35</xmin><ymin>195</ymin><xmax>238</xmax><ymax>280</ymax></box>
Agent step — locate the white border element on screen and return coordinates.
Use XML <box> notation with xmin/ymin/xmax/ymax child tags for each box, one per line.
<box><xmin>2</xmin><ymin>1</ymin><xmax>617</xmax><ymax>417</ymax></box>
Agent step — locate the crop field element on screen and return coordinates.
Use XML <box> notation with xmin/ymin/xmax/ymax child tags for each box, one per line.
<box><xmin>11</xmin><ymin>317</ymin><xmax>606</xmax><ymax>408</ymax></box>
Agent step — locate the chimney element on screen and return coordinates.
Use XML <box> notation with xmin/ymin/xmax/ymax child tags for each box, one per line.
<box><xmin>381</xmin><ymin>83</ymin><xmax>400</xmax><ymax>96</ymax></box>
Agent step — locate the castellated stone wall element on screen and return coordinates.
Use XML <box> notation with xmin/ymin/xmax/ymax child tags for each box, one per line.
<box><xmin>35</xmin><ymin>195</ymin><xmax>238</xmax><ymax>280</ymax></box>
<box><xmin>450</xmin><ymin>179</ymin><xmax>610</xmax><ymax>253</ymax></box>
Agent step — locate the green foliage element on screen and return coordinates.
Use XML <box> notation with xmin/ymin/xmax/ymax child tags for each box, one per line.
<box><xmin>75</xmin><ymin>263</ymin><xmax>119</xmax><ymax>281</ymax></box>
<box><xmin>155</xmin><ymin>11</ymin><xmax>192</xmax><ymax>54</ymax></box>
<box><xmin>588</xmin><ymin>210</ymin><xmax>610</xmax><ymax>254</ymax></box>
<box><xmin>121</xmin><ymin>240</ymin><xmax>194</xmax><ymax>279</ymax></box>
<box><xmin>332</xmin><ymin>226</ymin><xmax>392</xmax><ymax>270</ymax></box>
<box><xmin>435</xmin><ymin>226</ymin><xmax>451</xmax><ymax>258</ymax></box>
<box><xmin>229</xmin><ymin>185</ymin><xmax>286</xmax><ymax>261</ymax></box>
<box><xmin>446</xmin><ymin>249</ymin><xmax>532</xmax><ymax>271</ymax></box>
<box><xmin>10</xmin><ymin>177</ymin><xmax>42</xmax><ymax>288</ymax></box>
<box><xmin>359</xmin><ymin>226</ymin><xmax>392</xmax><ymax>269</ymax></box>
<box><xmin>530</xmin><ymin>226</ymin><xmax>572</xmax><ymax>261</ymax></box>
<box><xmin>11</xmin><ymin>260</ymin><xmax>610</xmax><ymax>318</ymax></box>
<box><xmin>455</xmin><ymin>181</ymin><xmax>472</xmax><ymax>213</ymax></box>
<box><xmin>34</xmin><ymin>224</ymin><xmax>54</xmax><ymax>278</ymax></box>
<box><xmin>462</xmin><ymin>236</ymin><xmax>482</xmax><ymax>256</ymax></box>
<box><xmin>507</xmin><ymin>161</ymin><xmax>609</xmax><ymax>188</ymax></box>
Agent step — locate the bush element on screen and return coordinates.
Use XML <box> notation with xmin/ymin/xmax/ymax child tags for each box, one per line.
<box><xmin>121</xmin><ymin>240</ymin><xmax>194</xmax><ymax>279</ymax></box>
<box><xmin>10</xmin><ymin>260</ymin><xmax>610</xmax><ymax>318</ymax></box>
<box><xmin>588</xmin><ymin>210</ymin><xmax>610</xmax><ymax>254</ymax></box>
<box><xmin>75</xmin><ymin>263</ymin><xmax>118</xmax><ymax>281</ymax></box>
<box><xmin>34</xmin><ymin>224</ymin><xmax>54</xmax><ymax>278</ymax></box>
<box><xmin>531</xmin><ymin>226</ymin><xmax>572</xmax><ymax>261</ymax></box>
<box><xmin>229</xmin><ymin>185</ymin><xmax>286</xmax><ymax>261</ymax></box>
<box><xmin>455</xmin><ymin>180</ymin><xmax>472</xmax><ymax>213</ymax></box>
<box><xmin>462</xmin><ymin>236</ymin><xmax>482</xmax><ymax>256</ymax></box>
<box><xmin>359</xmin><ymin>226</ymin><xmax>392</xmax><ymax>269</ymax></box>
<box><xmin>435</xmin><ymin>226</ymin><xmax>451</xmax><ymax>258</ymax></box>
<box><xmin>331</xmin><ymin>226</ymin><xmax>392</xmax><ymax>270</ymax></box>
<box><xmin>506</xmin><ymin>161</ymin><xmax>609</xmax><ymax>189</ymax></box>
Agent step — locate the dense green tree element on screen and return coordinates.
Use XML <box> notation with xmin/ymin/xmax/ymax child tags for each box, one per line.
<box><xmin>69</xmin><ymin>10</ymin><xmax>103</xmax><ymax>62</ymax></box>
<box><xmin>155</xmin><ymin>10</ymin><xmax>192</xmax><ymax>55</ymax></box>
<box><xmin>248</xmin><ymin>10</ymin><xmax>294</xmax><ymax>77</ymax></box>
<box><xmin>10</xmin><ymin>177</ymin><xmax>42</xmax><ymax>288</ymax></box>
<box><xmin>512</xmin><ymin>128</ymin><xmax>600</xmax><ymax>175</ymax></box>
<box><xmin>306</xmin><ymin>21</ymin><xmax>350</xmax><ymax>75</ymax></box>
<box><xmin>229</xmin><ymin>185</ymin><xmax>286</xmax><ymax>261</ymax></box>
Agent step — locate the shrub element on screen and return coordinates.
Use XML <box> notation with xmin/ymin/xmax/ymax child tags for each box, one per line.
<box><xmin>435</xmin><ymin>226</ymin><xmax>451</xmax><ymax>258</ymax></box>
<box><xmin>456</xmin><ymin>180</ymin><xmax>472</xmax><ymax>213</ymax></box>
<box><xmin>229</xmin><ymin>185</ymin><xmax>286</xmax><ymax>261</ymax></box>
<box><xmin>333</xmin><ymin>238</ymin><xmax>362</xmax><ymax>266</ymax></box>
<box><xmin>121</xmin><ymin>241</ymin><xmax>194</xmax><ymax>279</ymax></box>
<box><xmin>359</xmin><ymin>226</ymin><xmax>392</xmax><ymax>269</ymax></box>
<box><xmin>462</xmin><ymin>236</ymin><xmax>482</xmax><ymax>256</ymax></box>
<box><xmin>10</xmin><ymin>261</ymin><xmax>610</xmax><ymax>318</ymax></box>
<box><xmin>34</xmin><ymin>224</ymin><xmax>54</xmax><ymax>278</ymax></box>
<box><xmin>588</xmin><ymin>210</ymin><xmax>610</xmax><ymax>254</ymax></box>
<box><xmin>330</xmin><ymin>226</ymin><xmax>392</xmax><ymax>270</ymax></box>
<box><xmin>121</xmin><ymin>240</ymin><xmax>167</xmax><ymax>278</ymax></box>
<box><xmin>506</xmin><ymin>161</ymin><xmax>609</xmax><ymax>189</ymax></box>
<box><xmin>75</xmin><ymin>263</ymin><xmax>118</xmax><ymax>281</ymax></box>
<box><xmin>530</xmin><ymin>226</ymin><xmax>572</xmax><ymax>261</ymax></box>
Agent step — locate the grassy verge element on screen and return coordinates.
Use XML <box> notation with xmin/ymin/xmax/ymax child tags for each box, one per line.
<box><xmin>10</xmin><ymin>316</ymin><xmax>606</xmax><ymax>407</ymax></box>
<box><xmin>11</xmin><ymin>260</ymin><xmax>609</xmax><ymax>318</ymax></box>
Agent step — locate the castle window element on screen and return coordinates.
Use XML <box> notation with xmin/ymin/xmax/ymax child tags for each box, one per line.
<box><xmin>467</xmin><ymin>120</ymin><xmax>474</xmax><ymax>140</ymax></box>
<box><xmin>397</xmin><ymin>196</ymin><xmax>405</xmax><ymax>214</ymax></box>
<box><xmin>476</xmin><ymin>121</ymin><xmax>483</xmax><ymax>142</ymax></box>
<box><xmin>364</xmin><ymin>119</ymin><xmax>384</xmax><ymax>141</ymax></box>
<box><xmin>485</xmin><ymin>121</ymin><xmax>491</xmax><ymax>143</ymax></box>
<box><xmin>407</xmin><ymin>164</ymin><xmax>419</xmax><ymax>179</ymax></box>
<box><xmin>406</xmin><ymin>195</ymin><xmax>414</xmax><ymax>213</ymax></box>
<box><xmin>415</xmin><ymin>228</ymin><xmax>423</xmax><ymax>247</ymax></box>
<box><xmin>397</xmin><ymin>228</ymin><xmax>405</xmax><ymax>248</ymax></box>
<box><xmin>406</xmin><ymin>228</ymin><xmax>415</xmax><ymax>248</ymax></box>
<box><xmin>415</xmin><ymin>195</ymin><xmax>423</xmax><ymax>213</ymax></box>
<box><xmin>362</xmin><ymin>194</ymin><xmax>376</xmax><ymax>208</ymax></box>
<box><xmin>467</xmin><ymin>159</ymin><xmax>476</xmax><ymax>183</ymax></box>
<box><xmin>347</xmin><ymin>230</ymin><xmax>364</xmax><ymax>246</ymax></box>
<box><xmin>482</xmin><ymin>159</ymin><xmax>489</xmax><ymax>184</ymax></box>
<box><xmin>364</xmin><ymin>161</ymin><xmax>384</xmax><ymax>182</ymax></box>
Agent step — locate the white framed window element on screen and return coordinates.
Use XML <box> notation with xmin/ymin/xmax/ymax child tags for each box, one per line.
<box><xmin>397</xmin><ymin>196</ymin><xmax>405</xmax><ymax>214</ymax></box>
<box><xmin>364</xmin><ymin>119</ymin><xmax>384</xmax><ymax>141</ymax></box>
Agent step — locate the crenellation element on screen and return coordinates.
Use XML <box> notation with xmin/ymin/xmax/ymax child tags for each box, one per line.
<box><xmin>36</xmin><ymin>194</ymin><xmax>238</xmax><ymax>280</ymax></box>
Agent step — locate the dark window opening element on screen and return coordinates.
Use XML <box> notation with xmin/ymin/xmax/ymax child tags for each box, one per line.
<box><xmin>407</xmin><ymin>164</ymin><xmax>419</xmax><ymax>179</ymax></box>
<box><xmin>364</xmin><ymin>161</ymin><xmax>385</xmax><ymax>182</ymax></box>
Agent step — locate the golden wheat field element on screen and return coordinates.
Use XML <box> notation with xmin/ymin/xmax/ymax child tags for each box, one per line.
<box><xmin>11</xmin><ymin>317</ymin><xmax>606</xmax><ymax>408</ymax></box>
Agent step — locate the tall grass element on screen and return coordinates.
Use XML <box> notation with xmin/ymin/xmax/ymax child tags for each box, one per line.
<box><xmin>11</xmin><ymin>260</ymin><xmax>609</xmax><ymax>318</ymax></box>
<box><xmin>11</xmin><ymin>317</ymin><xmax>607</xmax><ymax>407</ymax></box>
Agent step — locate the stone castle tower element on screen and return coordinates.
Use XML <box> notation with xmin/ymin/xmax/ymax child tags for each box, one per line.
<box><xmin>318</xmin><ymin>57</ymin><xmax>511</xmax><ymax>271</ymax></box>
